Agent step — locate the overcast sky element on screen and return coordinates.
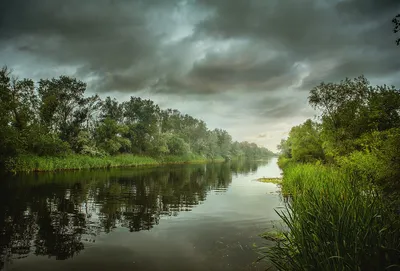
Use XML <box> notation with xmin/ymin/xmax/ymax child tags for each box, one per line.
<box><xmin>1</xmin><ymin>0</ymin><xmax>399</xmax><ymax>151</ymax></box>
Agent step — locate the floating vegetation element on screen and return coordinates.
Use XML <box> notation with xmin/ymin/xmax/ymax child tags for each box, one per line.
<box><xmin>260</xmin><ymin>231</ymin><xmax>286</xmax><ymax>242</ymax></box>
<box><xmin>256</xmin><ymin>177</ymin><xmax>282</xmax><ymax>184</ymax></box>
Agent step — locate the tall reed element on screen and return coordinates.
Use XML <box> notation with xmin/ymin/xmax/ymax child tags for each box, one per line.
<box><xmin>267</xmin><ymin>164</ymin><xmax>400</xmax><ymax>270</ymax></box>
<box><xmin>6</xmin><ymin>154</ymin><xmax>225</xmax><ymax>173</ymax></box>
<box><xmin>6</xmin><ymin>154</ymin><xmax>159</xmax><ymax>173</ymax></box>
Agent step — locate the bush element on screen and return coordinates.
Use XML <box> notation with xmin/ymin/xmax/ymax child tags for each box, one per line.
<box><xmin>29</xmin><ymin>134</ymin><xmax>71</xmax><ymax>156</ymax></box>
<box><xmin>166</xmin><ymin>135</ymin><xmax>190</xmax><ymax>156</ymax></box>
<box><xmin>336</xmin><ymin>151</ymin><xmax>386</xmax><ymax>184</ymax></box>
<box><xmin>277</xmin><ymin>156</ymin><xmax>293</xmax><ymax>169</ymax></box>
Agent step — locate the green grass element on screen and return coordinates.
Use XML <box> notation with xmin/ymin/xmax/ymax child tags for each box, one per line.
<box><xmin>257</xmin><ymin>177</ymin><xmax>282</xmax><ymax>184</ymax></box>
<box><xmin>5</xmin><ymin>154</ymin><xmax>226</xmax><ymax>173</ymax></box>
<box><xmin>265</xmin><ymin>164</ymin><xmax>400</xmax><ymax>271</ymax></box>
<box><xmin>6</xmin><ymin>154</ymin><xmax>159</xmax><ymax>173</ymax></box>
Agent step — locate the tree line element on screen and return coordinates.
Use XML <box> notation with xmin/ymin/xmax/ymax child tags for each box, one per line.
<box><xmin>0</xmin><ymin>67</ymin><xmax>273</xmax><ymax>169</ymax></box>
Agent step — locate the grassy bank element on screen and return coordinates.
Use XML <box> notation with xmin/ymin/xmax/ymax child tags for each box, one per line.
<box><xmin>265</xmin><ymin>164</ymin><xmax>400</xmax><ymax>270</ymax></box>
<box><xmin>5</xmin><ymin>154</ymin><xmax>225</xmax><ymax>173</ymax></box>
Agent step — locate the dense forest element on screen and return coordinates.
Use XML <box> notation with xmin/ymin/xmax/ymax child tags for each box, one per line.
<box><xmin>0</xmin><ymin>67</ymin><xmax>273</xmax><ymax>172</ymax></box>
<box><xmin>267</xmin><ymin>75</ymin><xmax>400</xmax><ymax>270</ymax></box>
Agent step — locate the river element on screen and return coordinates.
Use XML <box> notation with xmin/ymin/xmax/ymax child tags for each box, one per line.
<box><xmin>0</xmin><ymin>158</ymin><xmax>283</xmax><ymax>271</ymax></box>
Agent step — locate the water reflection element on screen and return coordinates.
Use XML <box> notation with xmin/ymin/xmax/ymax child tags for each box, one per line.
<box><xmin>0</xmin><ymin>160</ymin><xmax>268</xmax><ymax>269</ymax></box>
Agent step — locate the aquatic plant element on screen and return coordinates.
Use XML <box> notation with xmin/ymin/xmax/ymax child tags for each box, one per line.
<box><xmin>266</xmin><ymin>164</ymin><xmax>400</xmax><ymax>270</ymax></box>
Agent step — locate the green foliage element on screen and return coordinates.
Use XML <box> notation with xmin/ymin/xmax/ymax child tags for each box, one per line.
<box><xmin>165</xmin><ymin>134</ymin><xmax>190</xmax><ymax>156</ymax></box>
<box><xmin>28</xmin><ymin>132</ymin><xmax>72</xmax><ymax>157</ymax></box>
<box><xmin>0</xmin><ymin>68</ymin><xmax>274</xmax><ymax>172</ymax></box>
<box><xmin>290</xmin><ymin>120</ymin><xmax>324</xmax><ymax>163</ymax></box>
<box><xmin>336</xmin><ymin>151</ymin><xmax>386</xmax><ymax>183</ymax></box>
<box><xmin>5</xmin><ymin>153</ymin><xmax>223</xmax><ymax>173</ymax></box>
<box><xmin>38</xmin><ymin>76</ymin><xmax>97</xmax><ymax>148</ymax></box>
<box><xmin>278</xmin><ymin>119</ymin><xmax>324</xmax><ymax>165</ymax></box>
<box><xmin>271</xmin><ymin>75</ymin><xmax>400</xmax><ymax>271</ymax></box>
<box><xmin>94</xmin><ymin>118</ymin><xmax>131</xmax><ymax>155</ymax></box>
<box><xmin>277</xmin><ymin>156</ymin><xmax>292</xmax><ymax>169</ymax></box>
<box><xmin>267</xmin><ymin>164</ymin><xmax>400</xmax><ymax>271</ymax></box>
<box><xmin>308</xmin><ymin>76</ymin><xmax>400</xmax><ymax>157</ymax></box>
<box><xmin>6</xmin><ymin>154</ymin><xmax>159</xmax><ymax>173</ymax></box>
<box><xmin>277</xmin><ymin>139</ymin><xmax>291</xmax><ymax>159</ymax></box>
<box><xmin>148</xmin><ymin>133</ymin><xmax>169</xmax><ymax>156</ymax></box>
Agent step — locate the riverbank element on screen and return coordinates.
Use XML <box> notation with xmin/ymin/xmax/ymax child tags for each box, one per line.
<box><xmin>264</xmin><ymin>163</ymin><xmax>400</xmax><ymax>270</ymax></box>
<box><xmin>4</xmin><ymin>154</ymin><xmax>226</xmax><ymax>173</ymax></box>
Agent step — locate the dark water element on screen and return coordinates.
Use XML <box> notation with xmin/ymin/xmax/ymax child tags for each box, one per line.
<box><xmin>0</xmin><ymin>158</ymin><xmax>282</xmax><ymax>271</ymax></box>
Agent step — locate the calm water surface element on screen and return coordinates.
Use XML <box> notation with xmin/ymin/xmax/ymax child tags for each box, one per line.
<box><xmin>0</xmin><ymin>158</ymin><xmax>283</xmax><ymax>271</ymax></box>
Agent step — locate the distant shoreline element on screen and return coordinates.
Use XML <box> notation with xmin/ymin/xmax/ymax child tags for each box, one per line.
<box><xmin>4</xmin><ymin>154</ymin><xmax>274</xmax><ymax>173</ymax></box>
<box><xmin>4</xmin><ymin>154</ymin><xmax>227</xmax><ymax>173</ymax></box>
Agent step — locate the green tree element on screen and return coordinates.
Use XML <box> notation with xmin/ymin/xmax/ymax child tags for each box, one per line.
<box><xmin>122</xmin><ymin>97</ymin><xmax>161</xmax><ymax>153</ymax></box>
<box><xmin>288</xmin><ymin>119</ymin><xmax>324</xmax><ymax>163</ymax></box>
<box><xmin>0</xmin><ymin>69</ymin><xmax>274</xmax><ymax>168</ymax></box>
<box><xmin>214</xmin><ymin>128</ymin><xmax>232</xmax><ymax>159</ymax></box>
<box><xmin>95</xmin><ymin>118</ymin><xmax>130</xmax><ymax>155</ymax></box>
<box><xmin>165</xmin><ymin>133</ymin><xmax>190</xmax><ymax>156</ymax></box>
<box><xmin>277</xmin><ymin>138</ymin><xmax>292</xmax><ymax>158</ymax></box>
<box><xmin>0</xmin><ymin>68</ymin><xmax>20</xmax><ymax>163</ymax></box>
<box><xmin>38</xmin><ymin>76</ymin><xmax>97</xmax><ymax>152</ymax></box>
<box><xmin>308</xmin><ymin>75</ymin><xmax>400</xmax><ymax>157</ymax></box>
<box><xmin>100</xmin><ymin>97</ymin><xmax>123</xmax><ymax>122</ymax></box>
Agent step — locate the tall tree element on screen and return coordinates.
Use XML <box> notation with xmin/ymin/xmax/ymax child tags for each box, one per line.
<box><xmin>38</xmin><ymin>77</ymin><xmax>87</xmax><ymax>143</ymax></box>
<box><xmin>122</xmin><ymin>97</ymin><xmax>161</xmax><ymax>153</ymax></box>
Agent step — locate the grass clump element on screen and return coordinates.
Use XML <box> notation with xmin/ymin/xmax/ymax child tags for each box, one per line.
<box><xmin>257</xmin><ymin>177</ymin><xmax>282</xmax><ymax>184</ymax></box>
<box><xmin>266</xmin><ymin>164</ymin><xmax>400</xmax><ymax>271</ymax></box>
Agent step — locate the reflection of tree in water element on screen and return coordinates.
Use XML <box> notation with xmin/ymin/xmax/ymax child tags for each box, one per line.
<box><xmin>0</xmin><ymin>160</ymin><xmax>262</xmax><ymax>267</ymax></box>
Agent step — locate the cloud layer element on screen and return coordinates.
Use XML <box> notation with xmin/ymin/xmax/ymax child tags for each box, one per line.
<box><xmin>1</xmin><ymin>0</ymin><xmax>399</xmax><ymax>151</ymax></box>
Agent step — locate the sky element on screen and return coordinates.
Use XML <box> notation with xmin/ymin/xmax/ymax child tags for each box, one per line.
<box><xmin>0</xmin><ymin>0</ymin><xmax>399</xmax><ymax>152</ymax></box>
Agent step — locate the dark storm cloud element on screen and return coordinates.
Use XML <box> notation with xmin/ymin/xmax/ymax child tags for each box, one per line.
<box><xmin>254</xmin><ymin>98</ymin><xmax>309</xmax><ymax>120</ymax></box>
<box><xmin>1</xmin><ymin>0</ymin><xmax>399</xmax><ymax>150</ymax></box>
<box><xmin>336</xmin><ymin>0</ymin><xmax>399</xmax><ymax>20</ymax></box>
<box><xmin>0</xmin><ymin>0</ymin><xmax>181</xmax><ymax>89</ymax></box>
<box><xmin>195</xmin><ymin>0</ymin><xmax>350</xmax><ymax>54</ymax></box>
<box><xmin>1</xmin><ymin>0</ymin><xmax>398</xmax><ymax>96</ymax></box>
<box><xmin>194</xmin><ymin>0</ymin><xmax>400</xmax><ymax>91</ymax></box>
<box><xmin>151</xmin><ymin>41</ymin><xmax>299</xmax><ymax>95</ymax></box>
<box><xmin>188</xmin><ymin>53</ymin><xmax>290</xmax><ymax>90</ymax></box>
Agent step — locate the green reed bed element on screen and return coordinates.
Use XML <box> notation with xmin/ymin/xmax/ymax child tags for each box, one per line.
<box><xmin>5</xmin><ymin>154</ymin><xmax>227</xmax><ymax>173</ymax></box>
<box><xmin>266</xmin><ymin>164</ymin><xmax>400</xmax><ymax>271</ymax></box>
<box><xmin>6</xmin><ymin>154</ymin><xmax>159</xmax><ymax>173</ymax></box>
